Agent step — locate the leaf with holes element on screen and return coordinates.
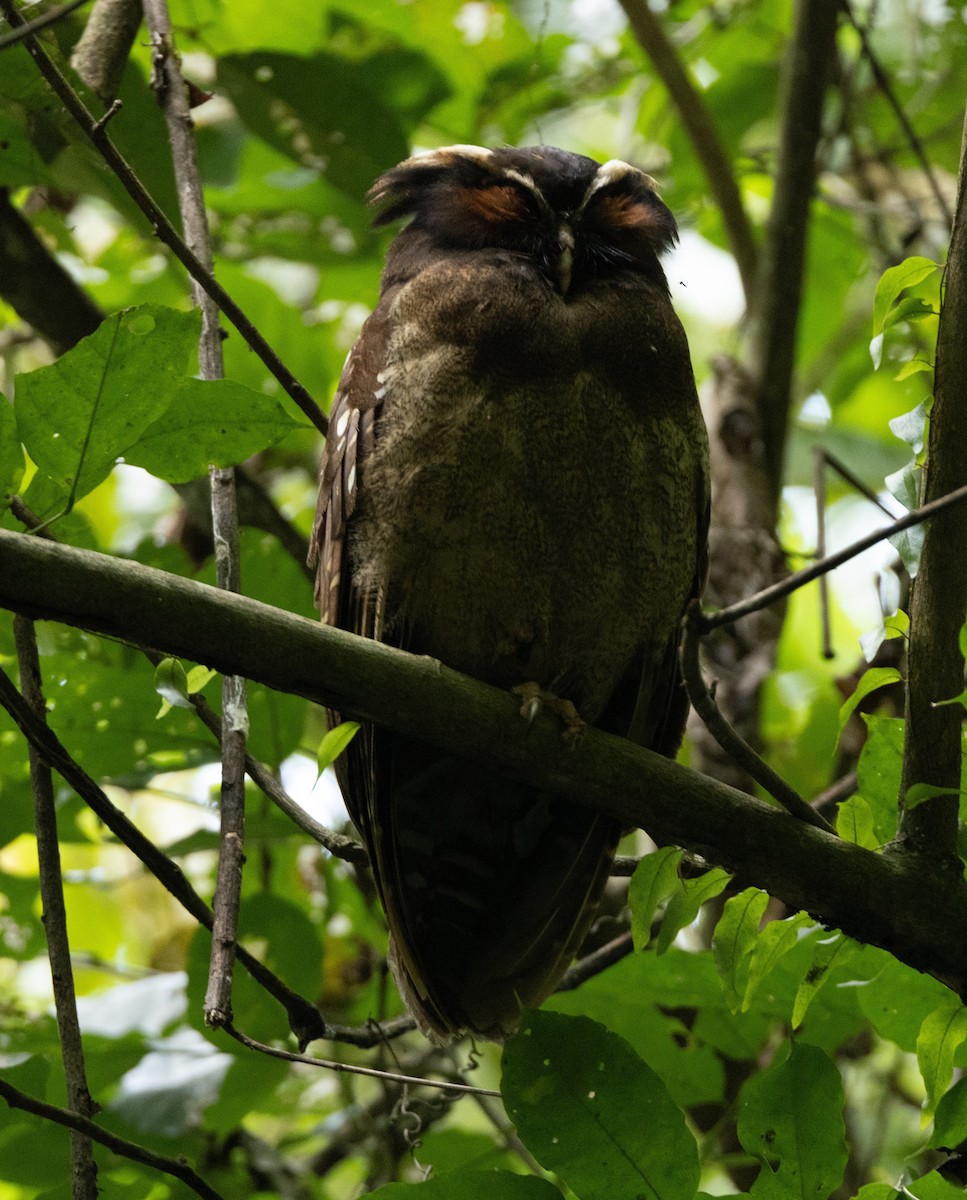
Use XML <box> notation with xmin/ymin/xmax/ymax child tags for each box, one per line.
<box><xmin>14</xmin><ymin>305</ymin><xmax>199</xmax><ymax>503</ymax></box>
<box><xmin>502</xmin><ymin>1010</ymin><xmax>698</xmax><ymax>1200</ymax></box>
<box><xmin>737</xmin><ymin>1043</ymin><xmax>847</xmax><ymax>1198</ymax></box>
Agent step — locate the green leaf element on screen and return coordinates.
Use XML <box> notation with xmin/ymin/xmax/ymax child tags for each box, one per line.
<box><xmin>737</xmin><ymin>1043</ymin><xmax>847</xmax><ymax>1198</ymax></box>
<box><xmin>851</xmin><ymin>1186</ymin><xmax>900</xmax><ymax>1200</ymax></box>
<box><xmin>905</xmin><ymin>783</ymin><xmax>962</xmax><ymax>813</ymax></box>
<box><xmin>743</xmin><ymin>912</ymin><xmax>815</xmax><ymax>1012</ymax></box>
<box><xmin>657</xmin><ymin>868</ymin><xmax>731</xmax><ymax>955</ymax></box>
<box><xmin>14</xmin><ymin>305</ymin><xmax>199</xmax><ymax>503</ymax></box>
<box><xmin>907</xmin><ymin>1173</ymin><xmax>967</xmax><ymax>1200</ymax></box>
<box><xmin>856</xmin><ymin>715</ymin><xmax>904</xmax><ymax>845</ymax></box>
<box><xmin>791</xmin><ymin>933</ymin><xmax>855</xmax><ymax>1028</ymax></box>
<box><xmin>895</xmin><ymin>357</ymin><xmax>933</xmax><ymax>380</ymax></box>
<box><xmin>502</xmin><ymin>1010</ymin><xmax>699</xmax><ymax>1200</ymax></box>
<box><xmin>872</xmin><ymin>256</ymin><xmax>939</xmax><ymax>336</ymax></box>
<box><xmin>881</xmin><ymin>295</ymin><xmax>936</xmax><ymax>332</ymax></box>
<box><xmin>889</xmin><ymin>402</ymin><xmax>929</xmax><ymax>455</ymax></box>
<box><xmin>713</xmin><ymin>888</ymin><xmax>768</xmax><ymax>1012</ymax></box>
<box><xmin>932</xmin><ymin>1074</ymin><xmax>967</xmax><ymax>1149</ymax></box>
<box><xmin>124</xmin><ymin>378</ymin><xmax>306</xmax><ymax>483</ymax></box>
<box><xmin>628</xmin><ymin>846</ymin><xmax>682</xmax><ymax>950</ymax></box>
<box><xmin>316</xmin><ymin>721</ymin><xmax>360</xmax><ymax>774</ymax></box>
<box><xmin>154</xmin><ymin>656</ymin><xmax>192</xmax><ymax>715</ymax></box>
<box><xmin>368</xmin><ymin>1174</ymin><xmax>561</xmax><ymax>1198</ymax></box>
<box><xmin>0</xmin><ymin>398</ymin><xmax>25</xmax><ymax>504</ymax></box>
<box><xmin>918</xmin><ymin>1000</ymin><xmax>967</xmax><ymax>1116</ymax></box>
<box><xmin>837</xmin><ymin>667</ymin><xmax>903</xmax><ymax>737</ymax></box>
<box><xmin>836</xmin><ymin>794</ymin><xmax>879</xmax><ymax>848</ymax></box>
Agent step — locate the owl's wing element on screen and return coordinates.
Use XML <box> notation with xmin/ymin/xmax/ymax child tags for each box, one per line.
<box><xmin>309</xmin><ymin>302</ymin><xmax>392</xmax><ymax>632</ymax></box>
<box><xmin>308</xmin><ymin>299</ymin><xmax>394</xmax><ymax>836</ymax></box>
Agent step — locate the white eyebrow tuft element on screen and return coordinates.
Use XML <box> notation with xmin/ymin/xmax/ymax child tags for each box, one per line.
<box><xmin>403</xmin><ymin>144</ymin><xmax>496</xmax><ymax>169</ymax></box>
<box><xmin>579</xmin><ymin>160</ymin><xmax>659</xmax><ymax>211</ymax></box>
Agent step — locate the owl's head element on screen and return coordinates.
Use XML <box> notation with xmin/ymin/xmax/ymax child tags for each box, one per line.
<box><xmin>369</xmin><ymin>144</ymin><xmax>678</xmax><ymax>296</ymax></box>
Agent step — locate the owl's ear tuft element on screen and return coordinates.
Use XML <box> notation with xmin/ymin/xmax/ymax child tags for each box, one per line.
<box><xmin>368</xmin><ymin>146</ymin><xmax>498</xmax><ymax>227</ymax></box>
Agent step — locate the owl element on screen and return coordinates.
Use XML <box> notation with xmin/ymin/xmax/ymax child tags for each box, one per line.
<box><xmin>310</xmin><ymin>145</ymin><xmax>709</xmax><ymax>1042</ymax></box>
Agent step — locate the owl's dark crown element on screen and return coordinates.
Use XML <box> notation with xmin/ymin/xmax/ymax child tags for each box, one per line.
<box><xmin>369</xmin><ymin>144</ymin><xmax>677</xmax><ymax>295</ymax></box>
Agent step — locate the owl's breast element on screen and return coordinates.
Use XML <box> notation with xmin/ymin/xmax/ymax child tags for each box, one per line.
<box><xmin>349</xmin><ymin>260</ymin><xmax>706</xmax><ymax>721</ymax></box>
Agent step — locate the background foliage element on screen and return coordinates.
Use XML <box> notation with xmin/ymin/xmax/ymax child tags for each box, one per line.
<box><xmin>1</xmin><ymin>0</ymin><xmax>966</xmax><ymax>1197</ymax></box>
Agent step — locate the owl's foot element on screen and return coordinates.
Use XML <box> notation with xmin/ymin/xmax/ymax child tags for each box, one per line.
<box><xmin>513</xmin><ymin>682</ymin><xmax>587</xmax><ymax>746</ymax></box>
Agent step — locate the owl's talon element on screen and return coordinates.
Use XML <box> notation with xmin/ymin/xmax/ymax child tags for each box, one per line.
<box><xmin>513</xmin><ymin>683</ymin><xmax>587</xmax><ymax>744</ymax></box>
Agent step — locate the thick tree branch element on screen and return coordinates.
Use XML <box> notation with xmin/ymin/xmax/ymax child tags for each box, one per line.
<box><xmin>70</xmin><ymin>0</ymin><xmax>142</xmax><ymax>102</ymax></box>
<box><xmin>3</xmin><ymin>529</ymin><xmax>967</xmax><ymax>998</ymax></box>
<box><xmin>898</xmin><ymin>102</ymin><xmax>967</xmax><ymax>856</ymax></box>
<box><xmin>0</xmin><ymin>190</ymin><xmax>102</xmax><ymax>355</ymax></box>
<box><xmin>616</xmin><ymin>0</ymin><xmax>758</xmax><ymax>303</ymax></box>
<box><xmin>747</xmin><ymin>0</ymin><xmax>840</xmax><ymax>500</ymax></box>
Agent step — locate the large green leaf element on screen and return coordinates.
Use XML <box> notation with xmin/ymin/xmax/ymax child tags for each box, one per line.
<box><xmin>502</xmin><ymin>1010</ymin><xmax>699</xmax><ymax>1200</ymax></box>
<box><xmin>125</xmin><ymin>378</ymin><xmax>305</xmax><ymax>483</ymax></box>
<box><xmin>15</xmin><ymin>305</ymin><xmax>199</xmax><ymax>503</ymax></box>
<box><xmin>737</xmin><ymin>1043</ymin><xmax>847</xmax><ymax>1199</ymax></box>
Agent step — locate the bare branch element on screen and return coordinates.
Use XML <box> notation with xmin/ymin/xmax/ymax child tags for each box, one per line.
<box><xmin>221</xmin><ymin>1023</ymin><xmax>500</xmax><ymax>1097</ymax></box>
<box><xmin>0</xmin><ymin>1078</ymin><xmax>224</xmax><ymax>1200</ymax></box>
<box><xmin>702</xmin><ymin>481</ymin><xmax>967</xmax><ymax>631</ymax></box>
<box><xmin>0</xmin><ymin>0</ymin><xmax>327</xmax><ymax>433</ymax></box>
<box><xmin>747</xmin><ymin>0</ymin><xmax>840</xmax><ymax>497</ymax></box>
<box><xmin>616</xmin><ymin>0</ymin><xmax>758</xmax><ymax>301</ymax></box>
<box><xmin>13</xmin><ymin>617</ymin><xmax>98</xmax><ymax>1198</ymax></box>
<box><xmin>0</xmin><ymin>0</ymin><xmax>89</xmax><ymax>49</ymax></box>
<box><xmin>682</xmin><ymin>603</ymin><xmax>835</xmax><ymax>833</ymax></box>
<box><xmin>70</xmin><ymin>0</ymin><xmax>141</xmax><ymax>102</ymax></box>
<box><xmin>843</xmin><ymin>0</ymin><xmax>953</xmax><ymax>229</ymax></box>
<box><xmin>0</xmin><ymin>190</ymin><xmax>102</xmax><ymax>354</ymax></box>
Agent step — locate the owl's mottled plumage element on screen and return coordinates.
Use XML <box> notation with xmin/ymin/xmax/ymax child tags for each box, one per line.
<box><xmin>310</xmin><ymin>145</ymin><xmax>709</xmax><ymax>1041</ymax></box>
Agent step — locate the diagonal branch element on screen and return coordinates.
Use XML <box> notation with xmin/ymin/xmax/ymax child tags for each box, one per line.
<box><xmin>13</xmin><ymin>617</ymin><xmax>98</xmax><ymax>1198</ymax></box>
<box><xmin>616</xmin><ymin>0</ymin><xmax>758</xmax><ymax>302</ymax></box>
<box><xmin>0</xmin><ymin>0</ymin><xmax>327</xmax><ymax>434</ymax></box>
<box><xmin>746</xmin><ymin>0</ymin><xmax>841</xmax><ymax>499</ymax></box>
<box><xmin>3</xmin><ymin>528</ymin><xmax>967</xmax><ymax>998</ymax></box>
<box><xmin>0</xmin><ymin>1078</ymin><xmax>224</xmax><ymax>1200</ymax></box>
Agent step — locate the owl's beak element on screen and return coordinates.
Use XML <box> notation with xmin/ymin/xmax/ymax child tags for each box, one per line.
<box><xmin>557</xmin><ymin>225</ymin><xmax>575</xmax><ymax>296</ymax></box>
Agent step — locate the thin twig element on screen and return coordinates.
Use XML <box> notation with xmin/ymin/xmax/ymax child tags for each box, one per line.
<box><xmin>615</xmin><ymin>0</ymin><xmax>758</xmax><ymax>301</ymax></box>
<box><xmin>0</xmin><ymin>0</ymin><xmax>327</xmax><ymax>434</ymax></box>
<box><xmin>748</xmin><ymin>0</ymin><xmax>841</xmax><ymax>497</ymax></box>
<box><xmin>221</xmin><ymin>1023</ymin><xmax>500</xmax><ymax>1097</ymax></box>
<box><xmin>843</xmin><ymin>0</ymin><xmax>953</xmax><ymax>228</ymax></box>
<box><xmin>814</xmin><ymin>446</ymin><xmax>834</xmax><ymax>660</ymax></box>
<box><xmin>0</xmin><ymin>0</ymin><xmax>89</xmax><ymax>48</ymax></box>
<box><xmin>555</xmin><ymin>931</ymin><xmax>634</xmax><ymax>991</ymax></box>
<box><xmin>0</xmin><ymin>665</ymin><xmax>323</xmax><ymax>1040</ymax></box>
<box><xmin>144</xmin><ymin>0</ymin><xmax>249</xmax><ymax>1028</ymax></box>
<box><xmin>683</xmin><ymin>603</ymin><xmax>836</xmax><ymax>833</ymax></box>
<box><xmin>13</xmin><ymin>617</ymin><xmax>98</xmax><ymax>1199</ymax></box>
<box><xmin>702</xmin><ymin>481</ymin><xmax>967</xmax><ymax>631</ymax></box>
<box><xmin>0</xmin><ymin>1078</ymin><xmax>224</xmax><ymax>1200</ymax></box>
